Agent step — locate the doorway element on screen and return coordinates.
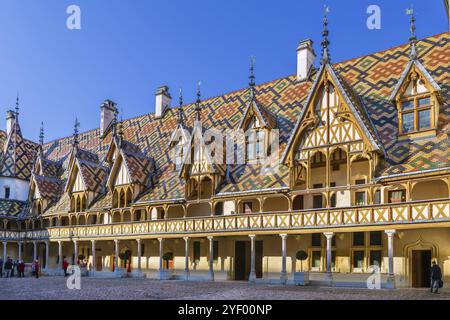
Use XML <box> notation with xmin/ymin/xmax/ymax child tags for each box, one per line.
<box><xmin>96</xmin><ymin>256</ymin><xmax>103</xmax><ymax>271</ymax></box>
<box><xmin>234</xmin><ymin>240</ymin><xmax>263</xmax><ymax>280</ymax></box>
<box><xmin>411</xmin><ymin>250</ymin><xmax>431</xmax><ymax>288</ymax></box>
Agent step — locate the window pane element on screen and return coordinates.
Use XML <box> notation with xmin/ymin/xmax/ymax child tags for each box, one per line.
<box><xmin>355</xmin><ymin>192</ymin><xmax>366</xmax><ymax>206</ymax></box>
<box><xmin>402</xmin><ymin>100</ymin><xmax>413</xmax><ymax>110</ymax></box>
<box><xmin>402</xmin><ymin>113</ymin><xmax>414</xmax><ymax>133</ymax></box>
<box><xmin>247</xmin><ymin>143</ymin><xmax>255</xmax><ymax>160</ymax></box>
<box><xmin>370</xmin><ymin>250</ymin><xmax>382</xmax><ymax>268</ymax></box>
<box><xmin>389</xmin><ymin>190</ymin><xmax>405</xmax><ymax>203</ymax></box>
<box><xmin>418</xmin><ymin>97</ymin><xmax>430</xmax><ymax>107</ymax></box>
<box><xmin>353</xmin><ymin>251</ymin><xmax>365</xmax><ymax>268</ymax></box>
<box><xmin>353</xmin><ymin>232</ymin><xmax>365</xmax><ymax>246</ymax></box>
<box><xmin>373</xmin><ymin>190</ymin><xmax>381</xmax><ymax>204</ymax></box>
<box><xmin>370</xmin><ymin>231</ymin><xmax>382</xmax><ymax>246</ymax></box>
<box><xmin>418</xmin><ymin>109</ymin><xmax>431</xmax><ymax>130</ymax></box>
<box><xmin>312</xmin><ymin>251</ymin><xmax>321</xmax><ymax>268</ymax></box>
<box><xmin>313</xmin><ymin>195</ymin><xmax>323</xmax><ymax>209</ymax></box>
<box><xmin>312</xmin><ymin>233</ymin><xmax>321</xmax><ymax>247</ymax></box>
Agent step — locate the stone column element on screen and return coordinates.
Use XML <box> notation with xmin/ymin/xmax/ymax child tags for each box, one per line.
<box><xmin>33</xmin><ymin>241</ymin><xmax>37</xmax><ymax>261</ymax></box>
<box><xmin>58</xmin><ymin>241</ymin><xmax>63</xmax><ymax>271</ymax></box>
<box><xmin>136</xmin><ymin>239</ymin><xmax>142</xmax><ymax>274</ymax></box>
<box><xmin>158</xmin><ymin>238</ymin><xmax>164</xmax><ymax>280</ymax></box>
<box><xmin>91</xmin><ymin>240</ymin><xmax>96</xmax><ymax>274</ymax></box>
<box><xmin>183</xmin><ymin>237</ymin><xmax>190</xmax><ymax>280</ymax></box>
<box><xmin>114</xmin><ymin>239</ymin><xmax>120</xmax><ymax>273</ymax></box>
<box><xmin>280</xmin><ymin>234</ymin><xmax>288</xmax><ymax>284</ymax></box>
<box><xmin>207</xmin><ymin>236</ymin><xmax>214</xmax><ymax>281</ymax></box>
<box><xmin>249</xmin><ymin>235</ymin><xmax>256</xmax><ymax>282</ymax></box>
<box><xmin>2</xmin><ymin>241</ymin><xmax>7</xmax><ymax>265</ymax></box>
<box><xmin>73</xmin><ymin>240</ymin><xmax>78</xmax><ymax>265</ymax></box>
<box><xmin>44</xmin><ymin>240</ymin><xmax>49</xmax><ymax>270</ymax></box>
<box><xmin>385</xmin><ymin>230</ymin><xmax>396</xmax><ymax>285</ymax></box>
<box><xmin>18</xmin><ymin>242</ymin><xmax>22</xmax><ymax>261</ymax></box>
<box><xmin>324</xmin><ymin>232</ymin><xmax>334</xmax><ymax>282</ymax></box>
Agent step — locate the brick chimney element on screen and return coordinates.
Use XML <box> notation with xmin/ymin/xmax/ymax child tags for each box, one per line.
<box><xmin>6</xmin><ymin>110</ymin><xmax>16</xmax><ymax>136</ymax></box>
<box><xmin>100</xmin><ymin>99</ymin><xmax>118</xmax><ymax>136</ymax></box>
<box><xmin>297</xmin><ymin>39</ymin><xmax>316</xmax><ymax>81</ymax></box>
<box><xmin>155</xmin><ymin>86</ymin><xmax>171</xmax><ymax>118</ymax></box>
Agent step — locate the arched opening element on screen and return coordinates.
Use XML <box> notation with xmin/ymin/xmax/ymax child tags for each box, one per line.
<box><xmin>330</xmin><ymin>148</ymin><xmax>348</xmax><ymax>186</ymax></box>
<box><xmin>200</xmin><ymin>177</ymin><xmax>213</xmax><ymax>199</ymax></box>
<box><xmin>43</xmin><ymin>219</ymin><xmax>50</xmax><ymax>228</ymax></box>
<box><xmin>133</xmin><ymin>210</ymin><xmax>143</xmax><ymax>221</ymax></box>
<box><xmin>70</xmin><ymin>197</ymin><xmax>75</xmax><ymax>212</ymax></box>
<box><xmin>262</xmin><ymin>196</ymin><xmax>289</xmax><ymax>212</ymax></box>
<box><xmin>411</xmin><ymin>180</ymin><xmax>449</xmax><ymax>201</ymax></box>
<box><xmin>187</xmin><ymin>178</ymin><xmax>199</xmax><ymax>200</ymax></box>
<box><xmin>293</xmin><ymin>195</ymin><xmax>304</xmax><ymax>211</ymax></box>
<box><xmin>112</xmin><ymin>190</ymin><xmax>119</xmax><ymax>208</ymax></box>
<box><xmin>112</xmin><ymin>211</ymin><xmax>122</xmax><ymax>223</ymax></box>
<box><xmin>150</xmin><ymin>207</ymin><xmax>166</xmax><ymax>220</ymax></box>
<box><xmin>20</xmin><ymin>221</ymin><xmax>27</xmax><ymax>230</ymax></box>
<box><xmin>238</xmin><ymin>199</ymin><xmax>260</xmax><ymax>214</ymax></box>
<box><xmin>7</xmin><ymin>221</ymin><xmax>19</xmax><ymax>230</ymax></box>
<box><xmin>123</xmin><ymin>211</ymin><xmax>132</xmax><ymax>222</ymax></box>
<box><xmin>186</xmin><ymin>203</ymin><xmax>211</xmax><ymax>217</ymax></box>
<box><xmin>59</xmin><ymin>216</ymin><xmax>68</xmax><ymax>226</ymax></box>
<box><xmin>70</xmin><ymin>216</ymin><xmax>77</xmax><ymax>226</ymax></box>
<box><xmin>87</xmin><ymin>214</ymin><xmax>97</xmax><ymax>225</ymax></box>
<box><xmin>75</xmin><ymin>196</ymin><xmax>81</xmax><ymax>213</ymax></box>
<box><xmin>81</xmin><ymin>195</ymin><xmax>87</xmax><ymax>211</ymax></box>
<box><xmin>51</xmin><ymin>217</ymin><xmax>59</xmax><ymax>227</ymax></box>
<box><xmin>78</xmin><ymin>215</ymin><xmax>86</xmax><ymax>226</ymax></box>
<box><xmin>125</xmin><ymin>188</ymin><xmax>133</xmax><ymax>207</ymax></box>
<box><xmin>167</xmin><ymin>205</ymin><xmax>184</xmax><ymax>219</ymax></box>
<box><xmin>350</xmin><ymin>155</ymin><xmax>370</xmax><ymax>185</ymax></box>
<box><xmin>310</xmin><ymin>151</ymin><xmax>327</xmax><ymax>188</ymax></box>
<box><xmin>119</xmin><ymin>189</ymin><xmax>125</xmax><ymax>208</ymax></box>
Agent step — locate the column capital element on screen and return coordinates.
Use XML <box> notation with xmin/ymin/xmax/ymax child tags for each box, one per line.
<box><xmin>207</xmin><ymin>236</ymin><xmax>214</xmax><ymax>241</ymax></box>
<box><xmin>136</xmin><ymin>238</ymin><xmax>141</xmax><ymax>244</ymax></box>
<box><xmin>323</xmin><ymin>232</ymin><xmax>335</xmax><ymax>239</ymax></box>
<box><xmin>279</xmin><ymin>233</ymin><xmax>288</xmax><ymax>240</ymax></box>
<box><xmin>91</xmin><ymin>239</ymin><xmax>96</xmax><ymax>244</ymax></box>
<box><xmin>249</xmin><ymin>234</ymin><xmax>256</xmax><ymax>240</ymax></box>
<box><xmin>183</xmin><ymin>237</ymin><xmax>189</xmax><ymax>242</ymax></box>
<box><xmin>114</xmin><ymin>239</ymin><xmax>120</xmax><ymax>244</ymax></box>
<box><xmin>33</xmin><ymin>240</ymin><xmax>37</xmax><ymax>245</ymax></box>
<box><xmin>385</xmin><ymin>229</ymin><xmax>396</xmax><ymax>236</ymax></box>
<box><xmin>157</xmin><ymin>237</ymin><xmax>164</xmax><ymax>242</ymax></box>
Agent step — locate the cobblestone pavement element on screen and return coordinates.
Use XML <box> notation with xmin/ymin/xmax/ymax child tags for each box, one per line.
<box><xmin>0</xmin><ymin>277</ymin><xmax>448</xmax><ymax>300</ymax></box>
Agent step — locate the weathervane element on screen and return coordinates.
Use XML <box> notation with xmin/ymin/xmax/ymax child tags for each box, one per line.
<box><xmin>249</xmin><ymin>56</ymin><xmax>256</xmax><ymax>99</ymax></box>
<box><xmin>195</xmin><ymin>81</ymin><xmax>202</xmax><ymax>122</ymax></box>
<box><xmin>321</xmin><ymin>5</ymin><xmax>331</xmax><ymax>64</ymax></box>
<box><xmin>406</xmin><ymin>6</ymin><xmax>418</xmax><ymax>60</ymax></box>
<box><xmin>73</xmin><ymin>117</ymin><xmax>80</xmax><ymax>147</ymax></box>
<box><xmin>178</xmin><ymin>88</ymin><xmax>184</xmax><ymax>125</ymax></box>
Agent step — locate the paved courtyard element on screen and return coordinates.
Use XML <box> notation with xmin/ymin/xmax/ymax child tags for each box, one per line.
<box><xmin>0</xmin><ymin>277</ymin><xmax>448</xmax><ymax>300</ymax></box>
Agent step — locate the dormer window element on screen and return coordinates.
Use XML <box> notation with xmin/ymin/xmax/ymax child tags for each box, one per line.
<box><xmin>400</xmin><ymin>94</ymin><xmax>433</xmax><ymax>134</ymax></box>
<box><xmin>245</xmin><ymin>117</ymin><xmax>266</xmax><ymax>162</ymax></box>
<box><xmin>4</xmin><ymin>186</ymin><xmax>10</xmax><ymax>199</ymax></box>
<box><xmin>175</xmin><ymin>136</ymin><xmax>184</xmax><ymax>171</ymax></box>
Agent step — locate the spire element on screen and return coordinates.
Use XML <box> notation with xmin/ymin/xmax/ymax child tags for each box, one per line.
<box><xmin>195</xmin><ymin>81</ymin><xmax>202</xmax><ymax>122</ymax></box>
<box><xmin>406</xmin><ymin>7</ymin><xmax>418</xmax><ymax>60</ymax></box>
<box><xmin>118</xmin><ymin>113</ymin><xmax>124</xmax><ymax>146</ymax></box>
<box><xmin>177</xmin><ymin>88</ymin><xmax>184</xmax><ymax>125</ymax></box>
<box><xmin>73</xmin><ymin>117</ymin><xmax>80</xmax><ymax>148</ymax></box>
<box><xmin>249</xmin><ymin>56</ymin><xmax>256</xmax><ymax>99</ymax></box>
<box><xmin>321</xmin><ymin>5</ymin><xmax>331</xmax><ymax>64</ymax></box>
<box><xmin>39</xmin><ymin>122</ymin><xmax>44</xmax><ymax>146</ymax></box>
<box><xmin>15</xmin><ymin>92</ymin><xmax>20</xmax><ymax>122</ymax></box>
<box><xmin>112</xmin><ymin>109</ymin><xmax>118</xmax><ymax>138</ymax></box>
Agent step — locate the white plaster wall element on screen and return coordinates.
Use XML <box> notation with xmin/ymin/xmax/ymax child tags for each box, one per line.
<box><xmin>0</xmin><ymin>177</ymin><xmax>29</xmax><ymax>201</ymax></box>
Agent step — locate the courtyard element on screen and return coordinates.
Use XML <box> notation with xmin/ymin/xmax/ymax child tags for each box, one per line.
<box><xmin>0</xmin><ymin>277</ymin><xmax>448</xmax><ymax>300</ymax></box>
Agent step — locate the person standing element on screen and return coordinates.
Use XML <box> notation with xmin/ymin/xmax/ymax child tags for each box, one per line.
<box><xmin>0</xmin><ymin>257</ymin><xmax>3</xmax><ymax>278</ymax></box>
<box><xmin>430</xmin><ymin>260</ymin><xmax>442</xmax><ymax>294</ymax></box>
<box><xmin>34</xmin><ymin>260</ymin><xmax>40</xmax><ymax>279</ymax></box>
<box><xmin>10</xmin><ymin>259</ymin><xmax>16</xmax><ymax>277</ymax></box>
<box><xmin>18</xmin><ymin>261</ymin><xmax>25</xmax><ymax>278</ymax></box>
<box><xmin>63</xmin><ymin>257</ymin><xmax>69</xmax><ymax>277</ymax></box>
<box><xmin>4</xmin><ymin>257</ymin><xmax>13</xmax><ymax>278</ymax></box>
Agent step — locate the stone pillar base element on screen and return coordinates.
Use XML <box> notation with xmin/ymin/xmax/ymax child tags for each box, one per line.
<box><xmin>249</xmin><ymin>271</ymin><xmax>256</xmax><ymax>283</ymax></box>
<box><xmin>325</xmin><ymin>272</ymin><xmax>333</xmax><ymax>285</ymax></box>
<box><xmin>280</xmin><ymin>272</ymin><xmax>287</xmax><ymax>285</ymax></box>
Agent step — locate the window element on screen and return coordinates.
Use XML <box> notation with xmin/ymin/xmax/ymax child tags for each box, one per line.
<box><xmin>313</xmin><ymin>184</ymin><xmax>323</xmax><ymax>189</ymax></box>
<box><xmin>399</xmin><ymin>93</ymin><xmax>434</xmax><ymax>134</ymax></box>
<box><xmin>4</xmin><ymin>186</ymin><xmax>10</xmax><ymax>199</ymax></box>
<box><xmin>175</xmin><ymin>137</ymin><xmax>184</xmax><ymax>170</ymax></box>
<box><xmin>353</xmin><ymin>232</ymin><xmax>365</xmax><ymax>246</ymax></box>
<box><xmin>388</xmin><ymin>190</ymin><xmax>406</xmax><ymax>203</ymax></box>
<box><xmin>373</xmin><ymin>190</ymin><xmax>381</xmax><ymax>205</ymax></box>
<box><xmin>370</xmin><ymin>250</ymin><xmax>382</xmax><ymax>267</ymax></box>
<box><xmin>370</xmin><ymin>231</ymin><xmax>382</xmax><ymax>246</ymax></box>
<box><xmin>245</xmin><ymin>118</ymin><xmax>266</xmax><ymax>162</ymax></box>
<box><xmin>311</xmin><ymin>233</ymin><xmax>321</xmax><ymax>247</ymax></box>
<box><xmin>193</xmin><ymin>242</ymin><xmax>201</xmax><ymax>263</ymax></box>
<box><xmin>313</xmin><ymin>195</ymin><xmax>323</xmax><ymax>209</ymax></box>
<box><xmin>213</xmin><ymin>241</ymin><xmax>219</xmax><ymax>262</ymax></box>
<box><xmin>355</xmin><ymin>179</ymin><xmax>366</xmax><ymax>185</ymax></box>
<box><xmin>330</xmin><ymin>194</ymin><xmax>336</xmax><ymax>208</ymax></box>
<box><xmin>312</xmin><ymin>251</ymin><xmax>321</xmax><ymax>268</ymax></box>
<box><xmin>353</xmin><ymin>250</ymin><xmax>365</xmax><ymax>268</ymax></box>
<box><xmin>243</xmin><ymin>202</ymin><xmax>253</xmax><ymax>214</ymax></box>
<box><xmin>215</xmin><ymin>202</ymin><xmax>224</xmax><ymax>216</ymax></box>
<box><xmin>355</xmin><ymin>192</ymin><xmax>366</xmax><ymax>206</ymax></box>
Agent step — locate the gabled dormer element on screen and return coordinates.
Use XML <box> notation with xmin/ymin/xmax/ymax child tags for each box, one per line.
<box><xmin>169</xmin><ymin>92</ymin><xmax>191</xmax><ymax>171</ymax></box>
<box><xmin>238</xmin><ymin>71</ymin><xmax>277</xmax><ymax>164</ymax></box>
<box><xmin>390</xmin><ymin>56</ymin><xmax>442</xmax><ymax>138</ymax></box>
<box><xmin>106</xmin><ymin>132</ymin><xmax>155</xmax><ymax>208</ymax></box>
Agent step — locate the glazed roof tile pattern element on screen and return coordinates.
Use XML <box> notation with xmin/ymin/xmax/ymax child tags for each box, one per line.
<box><xmin>17</xmin><ymin>32</ymin><xmax>448</xmax><ymax>210</ymax></box>
<box><xmin>77</xmin><ymin>158</ymin><xmax>109</xmax><ymax>193</ymax></box>
<box><xmin>0</xmin><ymin>121</ymin><xmax>37</xmax><ymax>180</ymax></box>
<box><xmin>0</xmin><ymin>199</ymin><xmax>26</xmax><ymax>218</ymax></box>
<box><xmin>33</xmin><ymin>174</ymin><xmax>64</xmax><ymax>200</ymax></box>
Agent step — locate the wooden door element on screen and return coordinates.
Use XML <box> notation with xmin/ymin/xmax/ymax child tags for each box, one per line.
<box><xmin>96</xmin><ymin>256</ymin><xmax>103</xmax><ymax>271</ymax></box>
<box><xmin>412</xmin><ymin>250</ymin><xmax>431</xmax><ymax>288</ymax></box>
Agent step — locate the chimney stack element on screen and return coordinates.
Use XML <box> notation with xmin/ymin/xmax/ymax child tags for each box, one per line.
<box><xmin>100</xmin><ymin>99</ymin><xmax>118</xmax><ymax>136</ymax></box>
<box><xmin>297</xmin><ymin>39</ymin><xmax>316</xmax><ymax>81</ymax></box>
<box><xmin>155</xmin><ymin>86</ymin><xmax>171</xmax><ymax>118</ymax></box>
<box><xmin>6</xmin><ymin>110</ymin><xmax>16</xmax><ymax>135</ymax></box>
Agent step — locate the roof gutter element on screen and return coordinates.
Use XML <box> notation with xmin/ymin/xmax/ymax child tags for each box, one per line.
<box><xmin>375</xmin><ymin>167</ymin><xmax>450</xmax><ymax>182</ymax></box>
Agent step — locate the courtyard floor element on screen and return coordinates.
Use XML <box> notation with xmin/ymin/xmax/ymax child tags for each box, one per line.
<box><xmin>0</xmin><ymin>276</ymin><xmax>449</xmax><ymax>300</ymax></box>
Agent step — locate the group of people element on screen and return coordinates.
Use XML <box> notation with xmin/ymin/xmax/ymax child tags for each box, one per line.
<box><xmin>0</xmin><ymin>257</ymin><xmax>40</xmax><ymax>278</ymax></box>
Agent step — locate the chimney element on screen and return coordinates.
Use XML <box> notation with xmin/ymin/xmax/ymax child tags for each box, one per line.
<box><xmin>155</xmin><ymin>86</ymin><xmax>171</xmax><ymax>118</ymax></box>
<box><xmin>100</xmin><ymin>99</ymin><xmax>118</xmax><ymax>136</ymax></box>
<box><xmin>6</xmin><ymin>110</ymin><xmax>16</xmax><ymax>135</ymax></box>
<box><xmin>297</xmin><ymin>39</ymin><xmax>316</xmax><ymax>81</ymax></box>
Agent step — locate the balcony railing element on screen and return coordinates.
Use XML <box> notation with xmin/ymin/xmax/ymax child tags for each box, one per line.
<box><xmin>45</xmin><ymin>199</ymin><xmax>450</xmax><ymax>240</ymax></box>
<box><xmin>0</xmin><ymin>229</ymin><xmax>49</xmax><ymax>241</ymax></box>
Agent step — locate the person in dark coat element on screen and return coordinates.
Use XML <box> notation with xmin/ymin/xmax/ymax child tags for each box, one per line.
<box><xmin>4</xmin><ymin>257</ymin><xmax>13</xmax><ymax>278</ymax></box>
<box><xmin>33</xmin><ymin>260</ymin><xmax>40</xmax><ymax>279</ymax></box>
<box><xmin>430</xmin><ymin>260</ymin><xmax>442</xmax><ymax>293</ymax></box>
<box><xmin>63</xmin><ymin>258</ymin><xmax>69</xmax><ymax>277</ymax></box>
<box><xmin>0</xmin><ymin>258</ymin><xmax>3</xmax><ymax>278</ymax></box>
<box><xmin>18</xmin><ymin>261</ymin><xmax>25</xmax><ymax>278</ymax></box>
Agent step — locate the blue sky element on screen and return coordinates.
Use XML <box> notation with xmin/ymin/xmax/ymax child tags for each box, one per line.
<box><xmin>0</xmin><ymin>0</ymin><xmax>448</xmax><ymax>142</ymax></box>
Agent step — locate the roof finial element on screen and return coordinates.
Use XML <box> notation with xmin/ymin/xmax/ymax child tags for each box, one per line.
<box><xmin>15</xmin><ymin>92</ymin><xmax>20</xmax><ymax>122</ymax></box>
<box><xmin>406</xmin><ymin>7</ymin><xmax>418</xmax><ymax>60</ymax></box>
<box><xmin>195</xmin><ymin>81</ymin><xmax>202</xmax><ymax>122</ymax></box>
<box><xmin>178</xmin><ymin>88</ymin><xmax>184</xmax><ymax>125</ymax></box>
<box><xmin>112</xmin><ymin>109</ymin><xmax>118</xmax><ymax>137</ymax></box>
<box><xmin>321</xmin><ymin>5</ymin><xmax>331</xmax><ymax>64</ymax></box>
<box><xmin>118</xmin><ymin>112</ymin><xmax>124</xmax><ymax>145</ymax></box>
<box><xmin>73</xmin><ymin>117</ymin><xmax>80</xmax><ymax>147</ymax></box>
<box><xmin>249</xmin><ymin>56</ymin><xmax>256</xmax><ymax>99</ymax></box>
<box><xmin>39</xmin><ymin>121</ymin><xmax>44</xmax><ymax>146</ymax></box>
